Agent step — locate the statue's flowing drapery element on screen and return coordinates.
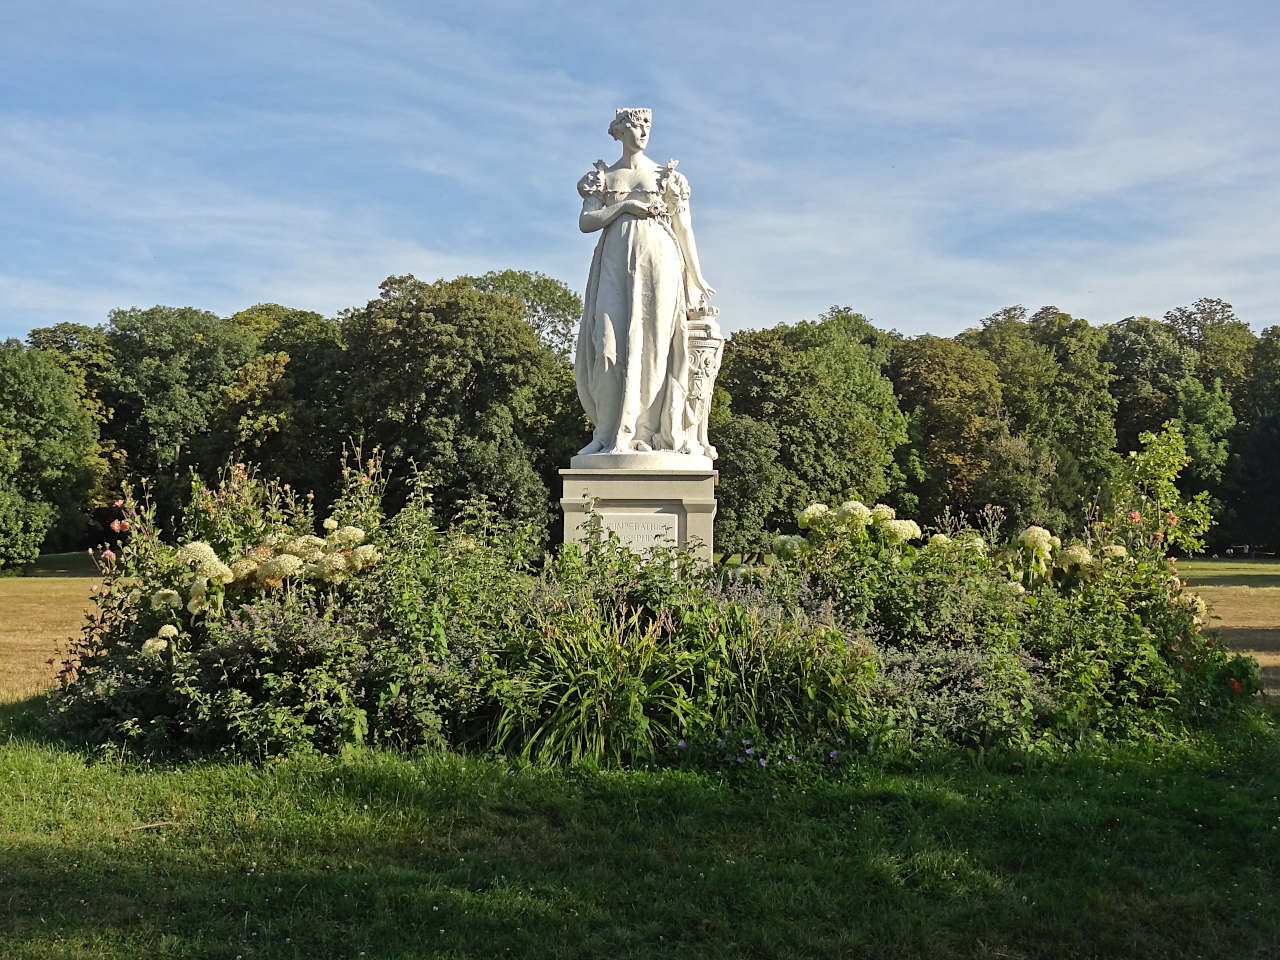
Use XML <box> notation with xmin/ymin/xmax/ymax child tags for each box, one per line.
<box><xmin>575</xmin><ymin>161</ymin><xmax>694</xmax><ymax>453</ymax></box>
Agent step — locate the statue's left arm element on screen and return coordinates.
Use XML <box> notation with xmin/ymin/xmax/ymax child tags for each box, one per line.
<box><xmin>665</xmin><ymin>173</ymin><xmax>715</xmax><ymax>305</ymax></box>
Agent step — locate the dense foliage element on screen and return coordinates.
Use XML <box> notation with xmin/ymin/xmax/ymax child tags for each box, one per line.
<box><xmin>52</xmin><ymin>428</ymin><xmax>1259</xmax><ymax>763</ymax></box>
<box><xmin>9</xmin><ymin>270</ymin><xmax>1280</xmax><ymax>562</ymax></box>
<box><xmin>0</xmin><ymin>340</ymin><xmax>99</xmax><ymax>565</ymax></box>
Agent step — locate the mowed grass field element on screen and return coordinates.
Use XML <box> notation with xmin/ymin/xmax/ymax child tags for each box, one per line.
<box><xmin>0</xmin><ymin>552</ymin><xmax>99</xmax><ymax>703</ymax></box>
<box><xmin>1180</xmin><ymin>558</ymin><xmax>1280</xmax><ymax>694</ymax></box>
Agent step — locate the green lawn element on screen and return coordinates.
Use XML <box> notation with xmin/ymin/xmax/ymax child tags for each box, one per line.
<box><xmin>2</xmin><ymin>556</ymin><xmax>1279</xmax><ymax>958</ymax></box>
<box><xmin>2</xmin><ymin>699</ymin><xmax>1278</xmax><ymax>960</ymax></box>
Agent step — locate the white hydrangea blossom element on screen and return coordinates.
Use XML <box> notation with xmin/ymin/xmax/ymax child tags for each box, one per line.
<box><xmin>230</xmin><ymin>557</ymin><xmax>260</xmax><ymax>582</ymax></box>
<box><xmin>1102</xmin><ymin>544</ymin><xmax>1128</xmax><ymax>559</ymax></box>
<box><xmin>323</xmin><ymin>517</ymin><xmax>340</xmax><ymax>532</ymax></box>
<box><xmin>929</xmin><ymin>533</ymin><xmax>951</xmax><ymax>546</ymax></box>
<box><xmin>141</xmin><ymin>636</ymin><xmax>169</xmax><ymax>659</ymax></box>
<box><xmin>157</xmin><ymin>624</ymin><xmax>179</xmax><ymax>639</ymax></box>
<box><xmin>1018</xmin><ymin>526</ymin><xmax>1053</xmax><ymax>555</ymax></box>
<box><xmin>330</xmin><ymin>526</ymin><xmax>367</xmax><ymax>549</ymax></box>
<box><xmin>1003</xmin><ymin>580</ymin><xmax>1027</xmax><ymax>596</ymax></box>
<box><xmin>797</xmin><ymin>504</ymin><xmax>830</xmax><ymax>530</ymax></box>
<box><xmin>282</xmin><ymin>535</ymin><xmax>327</xmax><ymax>562</ymax></box>
<box><xmin>870</xmin><ymin>504</ymin><xmax>896</xmax><ymax>524</ymax></box>
<box><xmin>176</xmin><ymin>541</ymin><xmax>219</xmax><ymax>567</ymax></box>
<box><xmin>773</xmin><ymin>533</ymin><xmax>806</xmax><ymax>558</ymax></box>
<box><xmin>149</xmin><ymin>589</ymin><xmax>182</xmax><ymax>611</ymax></box>
<box><xmin>881</xmin><ymin>518</ymin><xmax>922</xmax><ymax>543</ymax></box>
<box><xmin>257</xmin><ymin>554</ymin><xmax>305</xmax><ymax>584</ymax></box>
<box><xmin>312</xmin><ymin>554</ymin><xmax>349</xmax><ymax>581</ymax></box>
<box><xmin>836</xmin><ymin>500</ymin><xmax>873</xmax><ymax>526</ymax></box>
<box><xmin>1060</xmin><ymin>544</ymin><xmax>1093</xmax><ymax>568</ymax></box>
<box><xmin>963</xmin><ymin>536</ymin><xmax>988</xmax><ymax>556</ymax></box>
<box><xmin>349</xmin><ymin>544</ymin><xmax>380</xmax><ymax>570</ymax></box>
<box><xmin>195</xmin><ymin>558</ymin><xmax>234</xmax><ymax>585</ymax></box>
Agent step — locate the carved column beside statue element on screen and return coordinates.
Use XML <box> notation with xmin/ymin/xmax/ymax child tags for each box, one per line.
<box><xmin>560</xmin><ymin>108</ymin><xmax>722</xmax><ymax>560</ymax></box>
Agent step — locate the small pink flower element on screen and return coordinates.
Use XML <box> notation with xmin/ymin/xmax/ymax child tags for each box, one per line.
<box><xmin>113</xmin><ymin>499</ymin><xmax>124</xmax><ymax>508</ymax></box>
<box><xmin>1165</xmin><ymin>512</ymin><xmax>1178</xmax><ymax>527</ymax></box>
<box><xmin>1128</xmin><ymin>511</ymin><xmax>1142</xmax><ymax>523</ymax></box>
<box><xmin>110</xmin><ymin>519</ymin><xmax>122</xmax><ymax>533</ymax></box>
<box><xmin>119</xmin><ymin>520</ymin><xmax>130</xmax><ymax>532</ymax></box>
<box><xmin>1153</xmin><ymin>532</ymin><xmax>1165</xmax><ymax>543</ymax></box>
<box><xmin>101</xmin><ymin>549</ymin><xmax>117</xmax><ymax>563</ymax></box>
<box><xmin>306</xmin><ymin>492</ymin><xmax>314</xmax><ymax>500</ymax></box>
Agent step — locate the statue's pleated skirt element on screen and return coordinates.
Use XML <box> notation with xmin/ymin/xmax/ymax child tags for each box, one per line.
<box><xmin>575</xmin><ymin>214</ymin><xmax>689</xmax><ymax>451</ymax></box>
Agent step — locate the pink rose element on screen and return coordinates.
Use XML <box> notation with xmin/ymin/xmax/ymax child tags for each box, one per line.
<box><xmin>110</xmin><ymin>520</ymin><xmax>122</xmax><ymax>533</ymax></box>
<box><xmin>102</xmin><ymin>549</ymin><xmax>117</xmax><ymax>563</ymax></box>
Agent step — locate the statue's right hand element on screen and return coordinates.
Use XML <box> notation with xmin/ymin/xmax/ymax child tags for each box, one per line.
<box><xmin>619</xmin><ymin>199</ymin><xmax>652</xmax><ymax>218</ymax></box>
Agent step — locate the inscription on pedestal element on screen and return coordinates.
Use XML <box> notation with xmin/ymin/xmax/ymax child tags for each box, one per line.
<box><xmin>599</xmin><ymin>512</ymin><xmax>679</xmax><ymax>552</ymax></box>
<box><xmin>560</xmin><ymin>468</ymin><xmax>717</xmax><ymax>562</ymax></box>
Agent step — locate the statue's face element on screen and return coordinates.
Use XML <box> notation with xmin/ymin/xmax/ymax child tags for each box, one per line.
<box><xmin>619</xmin><ymin>117</ymin><xmax>650</xmax><ymax>150</ymax></box>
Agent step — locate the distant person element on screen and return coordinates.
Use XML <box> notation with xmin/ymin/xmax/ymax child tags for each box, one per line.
<box><xmin>1226</xmin><ymin>547</ymin><xmax>1234</xmax><ymax>556</ymax></box>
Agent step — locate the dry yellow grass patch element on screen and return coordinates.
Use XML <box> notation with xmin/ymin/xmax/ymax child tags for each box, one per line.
<box><xmin>0</xmin><ymin>558</ymin><xmax>98</xmax><ymax>704</ymax></box>
<box><xmin>1197</xmin><ymin>586</ymin><xmax>1280</xmax><ymax>693</ymax></box>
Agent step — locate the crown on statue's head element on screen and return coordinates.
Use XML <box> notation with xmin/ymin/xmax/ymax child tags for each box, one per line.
<box><xmin>615</xmin><ymin>107</ymin><xmax>652</xmax><ymax>125</ymax></box>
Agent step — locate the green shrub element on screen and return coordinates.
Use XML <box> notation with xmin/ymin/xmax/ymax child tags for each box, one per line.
<box><xmin>0</xmin><ymin>481</ymin><xmax>55</xmax><ymax>569</ymax></box>
<box><xmin>492</xmin><ymin>541</ymin><xmax>879</xmax><ymax>764</ymax></box>
<box><xmin>52</xmin><ymin>431</ymin><xmax>1261</xmax><ymax>765</ymax></box>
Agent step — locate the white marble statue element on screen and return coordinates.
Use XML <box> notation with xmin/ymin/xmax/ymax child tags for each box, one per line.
<box><xmin>574</xmin><ymin>108</ymin><xmax>721</xmax><ymax>466</ymax></box>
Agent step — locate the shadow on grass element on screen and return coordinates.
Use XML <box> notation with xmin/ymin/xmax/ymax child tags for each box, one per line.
<box><xmin>1219</xmin><ymin>627</ymin><xmax>1280</xmax><ymax>653</ymax></box>
<box><xmin>0</xmin><ymin>695</ymin><xmax>59</xmax><ymax>745</ymax></box>
<box><xmin>1216</xmin><ymin>629</ymin><xmax>1280</xmax><ymax>694</ymax></box>
<box><xmin>1181</xmin><ymin>563</ymin><xmax>1280</xmax><ymax>588</ymax></box>
<box><xmin>20</xmin><ymin>551</ymin><xmax>99</xmax><ymax>578</ymax></box>
<box><xmin>2</xmin><ymin>725</ymin><xmax>1279</xmax><ymax>960</ymax></box>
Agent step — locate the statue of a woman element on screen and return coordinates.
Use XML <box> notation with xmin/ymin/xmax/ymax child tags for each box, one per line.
<box><xmin>574</xmin><ymin>108</ymin><xmax>718</xmax><ymax>462</ymax></box>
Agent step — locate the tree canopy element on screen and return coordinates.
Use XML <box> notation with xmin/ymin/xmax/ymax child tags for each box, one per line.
<box><xmin>0</xmin><ymin>341</ymin><xmax>99</xmax><ymax>565</ymax></box>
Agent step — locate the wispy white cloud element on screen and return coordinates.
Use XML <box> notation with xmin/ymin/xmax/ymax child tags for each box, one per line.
<box><xmin>0</xmin><ymin>0</ymin><xmax>1278</xmax><ymax>339</ymax></box>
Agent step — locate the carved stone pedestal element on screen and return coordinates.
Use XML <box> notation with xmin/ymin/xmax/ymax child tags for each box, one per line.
<box><xmin>560</xmin><ymin>467</ymin><xmax>717</xmax><ymax>561</ymax></box>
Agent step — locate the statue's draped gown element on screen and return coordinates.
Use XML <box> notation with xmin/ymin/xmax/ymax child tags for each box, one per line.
<box><xmin>575</xmin><ymin>160</ymin><xmax>692</xmax><ymax>452</ymax></box>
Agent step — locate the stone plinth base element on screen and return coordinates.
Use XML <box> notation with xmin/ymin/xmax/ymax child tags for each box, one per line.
<box><xmin>560</xmin><ymin>468</ymin><xmax>717</xmax><ymax>561</ymax></box>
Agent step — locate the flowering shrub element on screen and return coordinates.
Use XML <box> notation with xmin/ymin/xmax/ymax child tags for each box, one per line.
<box><xmin>779</xmin><ymin>483</ymin><xmax>1259</xmax><ymax>749</ymax></box>
<box><xmin>51</xmin><ymin>455</ymin><xmax>396</xmax><ymax>753</ymax></box>
<box><xmin>51</xmin><ymin>425</ymin><xmax>1261</xmax><ymax>763</ymax></box>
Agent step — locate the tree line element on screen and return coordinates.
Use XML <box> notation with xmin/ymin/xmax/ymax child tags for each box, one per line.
<box><xmin>1</xmin><ymin>269</ymin><xmax>1273</xmax><ymax>567</ymax></box>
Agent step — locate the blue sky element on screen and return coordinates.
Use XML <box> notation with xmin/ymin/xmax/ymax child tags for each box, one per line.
<box><xmin>2</xmin><ymin>0</ymin><xmax>1278</xmax><ymax>340</ymax></box>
